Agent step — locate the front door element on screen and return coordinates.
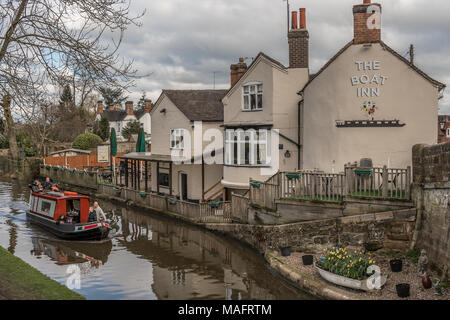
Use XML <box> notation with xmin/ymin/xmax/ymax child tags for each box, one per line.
<box><xmin>180</xmin><ymin>173</ymin><xmax>188</xmax><ymax>201</ymax></box>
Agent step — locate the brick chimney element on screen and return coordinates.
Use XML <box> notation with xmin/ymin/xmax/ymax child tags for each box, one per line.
<box><xmin>125</xmin><ymin>101</ymin><xmax>134</xmax><ymax>116</ymax></box>
<box><xmin>97</xmin><ymin>101</ymin><xmax>104</xmax><ymax>114</ymax></box>
<box><xmin>288</xmin><ymin>9</ymin><xmax>309</xmax><ymax>69</ymax></box>
<box><xmin>144</xmin><ymin>99</ymin><xmax>153</xmax><ymax>113</ymax></box>
<box><xmin>353</xmin><ymin>0</ymin><xmax>382</xmax><ymax>45</ymax></box>
<box><xmin>230</xmin><ymin>58</ymin><xmax>248</xmax><ymax>87</ymax></box>
<box><xmin>114</xmin><ymin>104</ymin><xmax>121</xmax><ymax>111</ymax></box>
<box><xmin>109</xmin><ymin>104</ymin><xmax>114</xmax><ymax>111</ymax></box>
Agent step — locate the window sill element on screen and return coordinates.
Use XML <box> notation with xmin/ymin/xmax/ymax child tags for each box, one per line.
<box><xmin>241</xmin><ymin>109</ymin><xmax>263</xmax><ymax>112</ymax></box>
<box><xmin>224</xmin><ymin>164</ymin><xmax>271</xmax><ymax>168</ymax></box>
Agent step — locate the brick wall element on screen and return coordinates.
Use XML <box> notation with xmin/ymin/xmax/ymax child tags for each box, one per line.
<box><xmin>44</xmin><ymin>154</ymin><xmax>124</xmax><ymax>170</ymax></box>
<box><xmin>353</xmin><ymin>3</ymin><xmax>381</xmax><ymax>45</ymax></box>
<box><xmin>288</xmin><ymin>29</ymin><xmax>309</xmax><ymax>69</ymax></box>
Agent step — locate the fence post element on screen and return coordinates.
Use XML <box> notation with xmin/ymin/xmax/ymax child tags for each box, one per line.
<box><xmin>382</xmin><ymin>165</ymin><xmax>388</xmax><ymax>198</ymax></box>
<box><xmin>344</xmin><ymin>166</ymin><xmax>349</xmax><ymax>195</ymax></box>
<box><xmin>406</xmin><ymin>166</ymin><xmax>411</xmax><ymax>199</ymax></box>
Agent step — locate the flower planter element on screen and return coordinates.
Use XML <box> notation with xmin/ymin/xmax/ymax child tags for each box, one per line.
<box><xmin>315</xmin><ymin>264</ymin><xmax>387</xmax><ymax>292</ymax></box>
<box><xmin>280</xmin><ymin>246</ymin><xmax>291</xmax><ymax>257</ymax></box>
<box><xmin>168</xmin><ymin>199</ymin><xmax>177</xmax><ymax>205</ymax></box>
<box><xmin>139</xmin><ymin>192</ymin><xmax>147</xmax><ymax>198</ymax></box>
<box><xmin>422</xmin><ymin>275</ymin><xmax>432</xmax><ymax>289</ymax></box>
<box><xmin>250</xmin><ymin>181</ymin><xmax>261</xmax><ymax>189</ymax></box>
<box><xmin>286</xmin><ymin>173</ymin><xmax>302</xmax><ymax>180</ymax></box>
<box><xmin>396</xmin><ymin>283</ymin><xmax>410</xmax><ymax>298</ymax></box>
<box><xmin>389</xmin><ymin>259</ymin><xmax>403</xmax><ymax>272</ymax></box>
<box><xmin>208</xmin><ymin>202</ymin><xmax>220</xmax><ymax>208</ymax></box>
<box><xmin>354</xmin><ymin>168</ymin><xmax>373</xmax><ymax>175</ymax></box>
<box><xmin>302</xmin><ymin>255</ymin><xmax>314</xmax><ymax>266</ymax></box>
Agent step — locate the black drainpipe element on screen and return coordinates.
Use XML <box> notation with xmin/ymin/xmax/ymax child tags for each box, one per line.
<box><xmin>298</xmin><ymin>96</ymin><xmax>304</xmax><ymax>170</ymax></box>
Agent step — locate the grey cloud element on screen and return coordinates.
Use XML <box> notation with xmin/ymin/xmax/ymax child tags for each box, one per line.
<box><xmin>119</xmin><ymin>0</ymin><xmax>449</xmax><ymax>113</ymax></box>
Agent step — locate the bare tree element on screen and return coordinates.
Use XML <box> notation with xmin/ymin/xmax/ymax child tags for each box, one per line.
<box><xmin>0</xmin><ymin>0</ymin><xmax>144</xmax><ymax>160</ymax></box>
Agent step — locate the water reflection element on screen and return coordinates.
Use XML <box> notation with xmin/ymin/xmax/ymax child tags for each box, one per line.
<box><xmin>0</xmin><ymin>180</ymin><xmax>312</xmax><ymax>300</ymax></box>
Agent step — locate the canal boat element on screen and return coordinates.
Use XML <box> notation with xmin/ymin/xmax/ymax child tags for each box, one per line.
<box><xmin>27</xmin><ymin>190</ymin><xmax>111</xmax><ymax>241</ymax></box>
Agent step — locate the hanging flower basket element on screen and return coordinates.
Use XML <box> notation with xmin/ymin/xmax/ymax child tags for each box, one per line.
<box><xmin>286</xmin><ymin>173</ymin><xmax>302</xmax><ymax>180</ymax></box>
<box><xmin>354</xmin><ymin>168</ymin><xmax>373</xmax><ymax>175</ymax></box>
<box><xmin>250</xmin><ymin>181</ymin><xmax>261</xmax><ymax>189</ymax></box>
<box><xmin>168</xmin><ymin>199</ymin><xmax>177</xmax><ymax>205</ymax></box>
<box><xmin>139</xmin><ymin>192</ymin><xmax>147</xmax><ymax>198</ymax></box>
<box><xmin>208</xmin><ymin>202</ymin><xmax>220</xmax><ymax>208</ymax></box>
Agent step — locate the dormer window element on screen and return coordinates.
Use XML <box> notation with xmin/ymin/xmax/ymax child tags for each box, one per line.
<box><xmin>243</xmin><ymin>83</ymin><xmax>263</xmax><ymax>111</ymax></box>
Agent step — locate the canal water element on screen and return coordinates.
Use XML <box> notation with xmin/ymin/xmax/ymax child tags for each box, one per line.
<box><xmin>0</xmin><ymin>179</ymin><xmax>312</xmax><ymax>300</ymax></box>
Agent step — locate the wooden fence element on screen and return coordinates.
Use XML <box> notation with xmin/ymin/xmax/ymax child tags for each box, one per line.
<box><xmin>231</xmin><ymin>193</ymin><xmax>249</xmax><ymax>223</ymax></box>
<box><xmin>99</xmin><ymin>183</ymin><xmax>232</xmax><ymax>224</ymax></box>
<box><xmin>249</xmin><ymin>166</ymin><xmax>412</xmax><ymax>210</ymax></box>
<box><xmin>345</xmin><ymin>166</ymin><xmax>411</xmax><ymax>200</ymax></box>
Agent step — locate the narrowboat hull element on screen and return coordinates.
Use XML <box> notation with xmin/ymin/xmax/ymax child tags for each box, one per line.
<box><xmin>26</xmin><ymin>210</ymin><xmax>110</xmax><ymax>241</ymax></box>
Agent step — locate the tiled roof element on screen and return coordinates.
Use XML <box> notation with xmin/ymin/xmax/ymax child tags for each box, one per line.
<box><xmin>101</xmin><ymin>110</ymin><xmax>128</xmax><ymax>122</ymax></box>
<box><xmin>163</xmin><ymin>90</ymin><xmax>227</xmax><ymax>122</ymax></box>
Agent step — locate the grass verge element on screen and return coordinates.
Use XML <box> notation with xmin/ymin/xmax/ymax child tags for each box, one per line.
<box><xmin>0</xmin><ymin>246</ymin><xmax>85</xmax><ymax>300</ymax></box>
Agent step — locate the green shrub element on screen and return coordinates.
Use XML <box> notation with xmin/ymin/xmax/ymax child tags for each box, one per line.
<box><xmin>72</xmin><ymin>133</ymin><xmax>103</xmax><ymax>150</ymax></box>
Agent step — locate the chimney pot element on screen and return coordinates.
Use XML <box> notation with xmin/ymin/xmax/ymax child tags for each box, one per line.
<box><xmin>230</xmin><ymin>58</ymin><xmax>248</xmax><ymax>87</ymax></box>
<box><xmin>291</xmin><ymin>11</ymin><xmax>298</xmax><ymax>30</ymax></box>
<box><xmin>353</xmin><ymin>2</ymin><xmax>381</xmax><ymax>44</ymax></box>
<box><xmin>125</xmin><ymin>101</ymin><xmax>134</xmax><ymax>116</ymax></box>
<box><xmin>97</xmin><ymin>101</ymin><xmax>104</xmax><ymax>114</ymax></box>
<box><xmin>300</xmin><ymin>8</ymin><xmax>306</xmax><ymax>29</ymax></box>
<box><xmin>144</xmin><ymin>100</ymin><xmax>153</xmax><ymax>113</ymax></box>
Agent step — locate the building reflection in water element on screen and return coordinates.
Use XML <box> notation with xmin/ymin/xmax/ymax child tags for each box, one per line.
<box><xmin>116</xmin><ymin>207</ymin><xmax>305</xmax><ymax>300</ymax></box>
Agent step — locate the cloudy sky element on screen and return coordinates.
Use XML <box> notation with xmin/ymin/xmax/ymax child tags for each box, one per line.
<box><xmin>118</xmin><ymin>0</ymin><xmax>450</xmax><ymax>114</ymax></box>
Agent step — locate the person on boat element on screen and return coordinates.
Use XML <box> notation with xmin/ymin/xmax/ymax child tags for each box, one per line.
<box><xmin>31</xmin><ymin>180</ymin><xmax>43</xmax><ymax>192</ymax></box>
<box><xmin>57</xmin><ymin>214</ymin><xmax>66</xmax><ymax>224</ymax></box>
<box><xmin>93</xmin><ymin>201</ymin><xmax>107</xmax><ymax>222</ymax></box>
<box><xmin>88</xmin><ymin>207</ymin><xmax>97</xmax><ymax>222</ymax></box>
<box><xmin>42</xmin><ymin>177</ymin><xmax>52</xmax><ymax>190</ymax></box>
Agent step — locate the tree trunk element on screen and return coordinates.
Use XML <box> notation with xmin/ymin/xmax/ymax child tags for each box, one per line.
<box><xmin>1</xmin><ymin>95</ymin><xmax>20</xmax><ymax>161</ymax></box>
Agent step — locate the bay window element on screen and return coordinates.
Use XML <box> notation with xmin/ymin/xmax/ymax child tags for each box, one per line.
<box><xmin>225</xmin><ymin>128</ymin><xmax>270</xmax><ymax>166</ymax></box>
<box><xmin>170</xmin><ymin>129</ymin><xmax>185</xmax><ymax>150</ymax></box>
<box><xmin>243</xmin><ymin>83</ymin><xmax>263</xmax><ymax>111</ymax></box>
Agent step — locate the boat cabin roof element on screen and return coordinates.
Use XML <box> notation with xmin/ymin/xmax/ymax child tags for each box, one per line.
<box><xmin>32</xmin><ymin>191</ymin><xmax>90</xmax><ymax>201</ymax></box>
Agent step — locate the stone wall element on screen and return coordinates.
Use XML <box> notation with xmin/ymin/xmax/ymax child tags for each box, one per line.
<box><xmin>205</xmin><ymin>208</ymin><xmax>416</xmax><ymax>254</ymax></box>
<box><xmin>413</xmin><ymin>143</ymin><xmax>450</xmax><ymax>183</ymax></box>
<box><xmin>40</xmin><ymin>166</ymin><xmax>98</xmax><ymax>190</ymax></box>
<box><xmin>412</xmin><ymin>142</ymin><xmax>450</xmax><ymax>280</ymax></box>
<box><xmin>0</xmin><ymin>156</ymin><xmax>41</xmax><ymax>179</ymax></box>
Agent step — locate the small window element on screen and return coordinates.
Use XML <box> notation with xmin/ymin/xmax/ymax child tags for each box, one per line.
<box><xmin>447</xmin><ymin>128</ymin><xmax>450</xmax><ymax>138</ymax></box>
<box><xmin>41</xmin><ymin>201</ymin><xmax>52</xmax><ymax>213</ymax></box>
<box><xmin>170</xmin><ymin>129</ymin><xmax>185</xmax><ymax>150</ymax></box>
<box><xmin>243</xmin><ymin>83</ymin><xmax>263</xmax><ymax>111</ymax></box>
<box><xmin>158</xmin><ymin>173</ymin><xmax>170</xmax><ymax>188</ymax></box>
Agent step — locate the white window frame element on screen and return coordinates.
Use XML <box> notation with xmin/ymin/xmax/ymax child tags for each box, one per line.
<box><xmin>225</xmin><ymin>128</ymin><xmax>270</xmax><ymax>166</ymax></box>
<box><xmin>170</xmin><ymin>128</ymin><xmax>185</xmax><ymax>150</ymax></box>
<box><xmin>242</xmin><ymin>82</ymin><xmax>263</xmax><ymax>111</ymax></box>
